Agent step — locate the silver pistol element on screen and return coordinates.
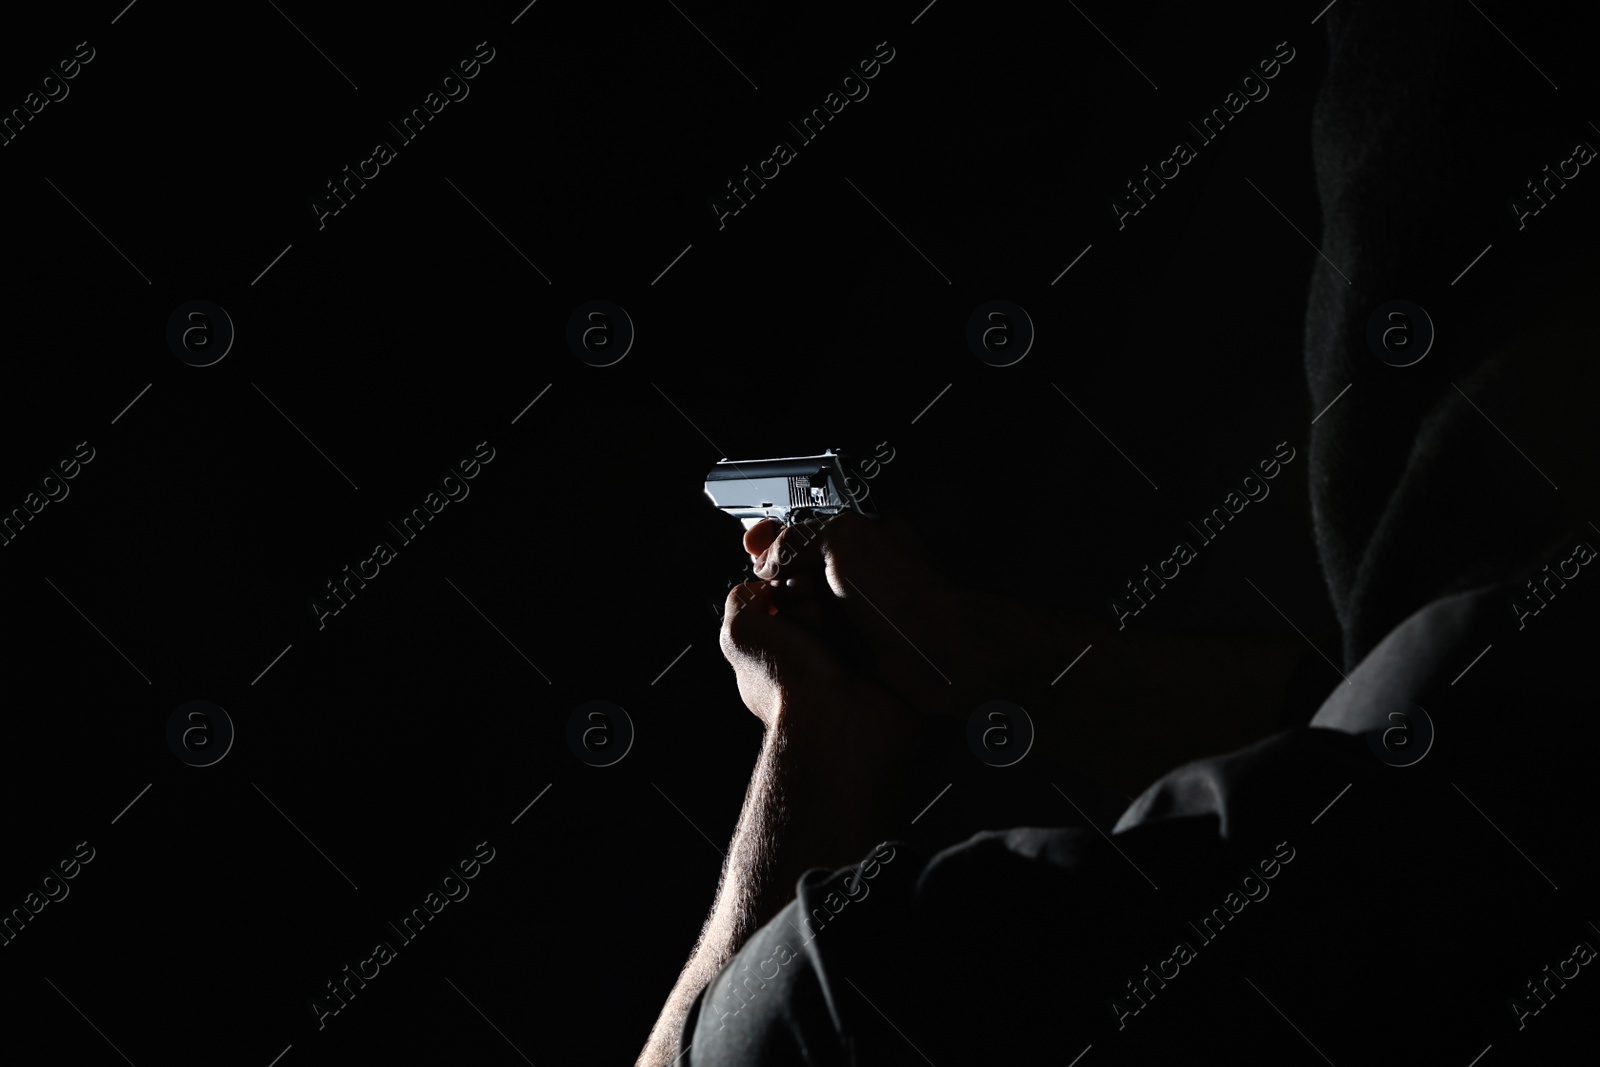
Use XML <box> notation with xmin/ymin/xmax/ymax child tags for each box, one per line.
<box><xmin>703</xmin><ymin>449</ymin><xmax>876</xmax><ymax>531</ymax></box>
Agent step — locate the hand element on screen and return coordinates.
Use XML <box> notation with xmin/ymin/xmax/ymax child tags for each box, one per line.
<box><xmin>742</xmin><ymin>511</ymin><xmax>1074</xmax><ymax>718</ymax></box>
<box><xmin>718</xmin><ymin>573</ymin><xmax>927</xmax><ymax>913</ymax></box>
<box><xmin>719</xmin><ymin>575</ymin><xmax>924</xmax><ymax>758</ymax></box>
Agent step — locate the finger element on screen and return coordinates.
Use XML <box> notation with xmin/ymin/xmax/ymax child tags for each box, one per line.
<box><xmin>723</xmin><ymin>580</ymin><xmax>828</xmax><ymax>648</ymax></box>
<box><xmin>771</xmin><ymin>575</ymin><xmax>829</xmax><ymax>633</ymax></box>
<box><xmin>720</xmin><ymin>582</ymin><xmax>768</xmax><ymax>677</ymax></box>
<box><xmin>720</xmin><ymin>581</ymin><xmax>784</xmax><ymax>720</ymax></box>
<box><xmin>743</xmin><ymin>518</ymin><xmax>783</xmax><ymax>557</ymax></box>
<box><xmin>757</xmin><ymin>511</ymin><xmax>908</xmax><ymax>601</ymax></box>
<box><xmin>720</xmin><ymin>580</ymin><xmax>845</xmax><ymax>691</ymax></box>
<box><xmin>779</xmin><ymin>573</ymin><xmax>814</xmax><ymax>595</ymax></box>
<box><xmin>752</xmin><ymin>513</ymin><xmax>848</xmax><ymax>580</ymax></box>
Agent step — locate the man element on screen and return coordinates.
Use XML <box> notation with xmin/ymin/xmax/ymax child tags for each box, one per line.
<box><xmin>641</xmin><ymin>3</ymin><xmax>1600</xmax><ymax>1062</ymax></box>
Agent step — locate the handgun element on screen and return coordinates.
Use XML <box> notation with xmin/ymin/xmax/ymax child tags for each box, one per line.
<box><xmin>703</xmin><ymin>448</ymin><xmax>877</xmax><ymax>530</ymax></box>
<box><xmin>703</xmin><ymin>449</ymin><xmax>876</xmax><ymax>618</ymax></box>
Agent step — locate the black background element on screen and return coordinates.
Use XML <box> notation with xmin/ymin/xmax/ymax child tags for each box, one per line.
<box><xmin>3</xmin><ymin>1</ymin><xmax>1589</xmax><ymax>1064</ymax></box>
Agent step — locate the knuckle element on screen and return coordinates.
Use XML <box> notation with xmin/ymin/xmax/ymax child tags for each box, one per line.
<box><xmin>773</xmin><ymin>525</ymin><xmax>814</xmax><ymax>566</ymax></box>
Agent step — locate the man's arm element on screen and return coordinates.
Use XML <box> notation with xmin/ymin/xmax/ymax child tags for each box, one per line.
<box><xmin>641</xmin><ymin>514</ymin><xmax>1307</xmax><ymax>1063</ymax></box>
<box><xmin>636</xmin><ymin>579</ymin><xmax>923</xmax><ymax>1066</ymax></box>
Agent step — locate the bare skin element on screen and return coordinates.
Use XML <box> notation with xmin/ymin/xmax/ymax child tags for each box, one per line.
<box><xmin>635</xmin><ymin>512</ymin><xmax>1305</xmax><ymax>1065</ymax></box>
<box><xmin>635</xmin><ymin>577</ymin><xmax>924</xmax><ymax>1066</ymax></box>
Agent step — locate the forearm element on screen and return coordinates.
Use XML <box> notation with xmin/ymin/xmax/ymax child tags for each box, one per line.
<box><xmin>637</xmin><ymin>710</ymin><xmax>918</xmax><ymax>1066</ymax></box>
